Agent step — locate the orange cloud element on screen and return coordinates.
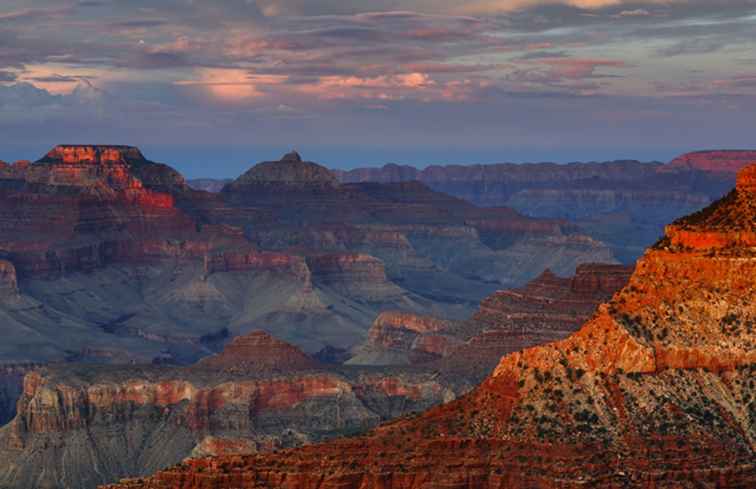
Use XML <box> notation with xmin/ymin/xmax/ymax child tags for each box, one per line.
<box><xmin>457</xmin><ymin>0</ymin><xmax>678</xmax><ymax>14</ymax></box>
<box><xmin>176</xmin><ymin>69</ymin><xmax>287</xmax><ymax>101</ymax></box>
<box><xmin>299</xmin><ymin>72</ymin><xmax>434</xmax><ymax>100</ymax></box>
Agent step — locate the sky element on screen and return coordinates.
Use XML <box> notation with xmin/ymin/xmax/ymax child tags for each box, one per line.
<box><xmin>1</xmin><ymin>0</ymin><xmax>755</xmax><ymax>177</ymax></box>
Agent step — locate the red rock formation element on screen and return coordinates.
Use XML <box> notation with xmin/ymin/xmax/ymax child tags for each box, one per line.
<box><xmin>352</xmin><ymin>264</ymin><xmax>631</xmax><ymax>370</ymax></box>
<box><xmin>351</xmin><ymin>311</ymin><xmax>458</xmax><ymax>365</ymax></box>
<box><xmin>662</xmin><ymin>164</ymin><xmax>756</xmax><ymax>251</ymax></box>
<box><xmin>196</xmin><ymin>331</ymin><xmax>319</xmax><ymax>373</ymax></box>
<box><xmin>0</xmin><ymin>145</ymin><xmax>246</xmax><ymax>278</ymax></box>
<box><xmin>105</xmin><ymin>169</ymin><xmax>756</xmax><ymax>489</ymax></box>
<box><xmin>0</xmin><ymin>337</ymin><xmax>465</xmax><ymax>489</ymax></box>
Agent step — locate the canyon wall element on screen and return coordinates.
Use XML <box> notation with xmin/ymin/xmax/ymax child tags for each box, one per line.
<box><xmin>0</xmin><ymin>331</ymin><xmax>467</xmax><ymax>489</ymax></box>
<box><xmin>334</xmin><ymin>151</ymin><xmax>755</xmax><ymax>263</ymax></box>
<box><xmin>105</xmin><ymin>165</ymin><xmax>756</xmax><ymax>489</ymax></box>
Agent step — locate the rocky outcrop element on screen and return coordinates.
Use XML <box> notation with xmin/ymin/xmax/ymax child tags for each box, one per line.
<box><xmin>196</xmin><ymin>331</ymin><xmax>319</xmax><ymax>373</ymax></box>
<box><xmin>350</xmin><ymin>263</ymin><xmax>631</xmax><ymax>374</ymax></box>
<box><xmin>435</xmin><ymin>263</ymin><xmax>631</xmax><ymax>378</ymax></box>
<box><xmin>108</xmin><ymin>168</ymin><xmax>756</xmax><ymax>489</ymax></box>
<box><xmin>0</xmin><ymin>331</ymin><xmax>468</xmax><ymax>489</ymax></box>
<box><xmin>474</xmin><ymin>263</ymin><xmax>631</xmax><ymax>329</ymax></box>
<box><xmin>0</xmin><ymin>145</ymin><xmax>229</xmax><ymax>279</ymax></box>
<box><xmin>0</xmin><ymin>364</ymin><xmax>37</xmax><ymax>426</ymax></box>
<box><xmin>350</xmin><ymin>311</ymin><xmax>458</xmax><ymax>365</ymax></box>
<box><xmin>666</xmin><ymin>149</ymin><xmax>756</xmax><ymax>174</ymax></box>
<box><xmin>0</xmin><ymin>260</ymin><xmax>18</xmax><ymax>298</ymax></box>
<box><xmin>228</xmin><ymin>151</ymin><xmax>338</xmax><ymax>186</ymax></box>
<box><xmin>661</xmin><ymin>164</ymin><xmax>756</xmax><ymax>252</ymax></box>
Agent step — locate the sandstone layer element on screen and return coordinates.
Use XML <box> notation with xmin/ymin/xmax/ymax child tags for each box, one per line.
<box><xmin>0</xmin><ymin>263</ymin><xmax>630</xmax><ymax>489</ymax></box>
<box><xmin>0</xmin><ymin>331</ymin><xmax>468</xmax><ymax>489</ymax></box>
<box><xmin>350</xmin><ymin>263</ymin><xmax>632</xmax><ymax>373</ymax></box>
<box><xmin>106</xmin><ymin>166</ymin><xmax>756</xmax><ymax>489</ymax></box>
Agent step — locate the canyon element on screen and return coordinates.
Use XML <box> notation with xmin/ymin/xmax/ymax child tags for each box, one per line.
<box><xmin>331</xmin><ymin>150</ymin><xmax>756</xmax><ymax>263</ymax></box>
<box><xmin>0</xmin><ymin>263</ymin><xmax>629</xmax><ymax>489</ymax></box>
<box><xmin>349</xmin><ymin>263</ymin><xmax>633</xmax><ymax>379</ymax></box>
<box><xmin>0</xmin><ymin>330</ymin><xmax>468</xmax><ymax>489</ymax></box>
<box><xmin>0</xmin><ymin>145</ymin><xmax>611</xmax><ymax>365</ymax></box>
<box><xmin>0</xmin><ymin>145</ymin><xmax>615</xmax><ymax>486</ymax></box>
<box><xmin>103</xmin><ymin>164</ymin><xmax>756</xmax><ymax>489</ymax></box>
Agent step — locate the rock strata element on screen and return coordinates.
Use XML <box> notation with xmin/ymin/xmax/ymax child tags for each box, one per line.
<box><xmin>105</xmin><ymin>167</ymin><xmax>756</xmax><ymax>489</ymax></box>
<box><xmin>336</xmin><ymin>151</ymin><xmax>756</xmax><ymax>262</ymax></box>
<box><xmin>352</xmin><ymin>264</ymin><xmax>631</xmax><ymax>374</ymax></box>
<box><xmin>196</xmin><ymin>331</ymin><xmax>319</xmax><ymax>373</ymax></box>
<box><xmin>0</xmin><ymin>331</ymin><xmax>467</xmax><ymax>489</ymax></box>
<box><xmin>666</xmin><ymin>149</ymin><xmax>756</xmax><ymax>174</ymax></box>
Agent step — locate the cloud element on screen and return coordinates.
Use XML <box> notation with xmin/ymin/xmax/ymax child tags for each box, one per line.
<box><xmin>618</xmin><ymin>8</ymin><xmax>652</xmax><ymax>17</ymax></box>
<box><xmin>1</xmin><ymin>0</ymin><xmax>755</xmax><ymax>160</ymax></box>
<box><xmin>0</xmin><ymin>71</ymin><xmax>17</xmax><ymax>82</ymax></box>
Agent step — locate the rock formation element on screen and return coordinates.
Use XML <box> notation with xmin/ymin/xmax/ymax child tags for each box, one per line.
<box><xmin>0</xmin><ymin>364</ymin><xmax>37</xmax><ymax>426</ymax></box>
<box><xmin>196</xmin><ymin>331</ymin><xmax>319</xmax><ymax>373</ymax></box>
<box><xmin>105</xmin><ymin>167</ymin><xmax>756</xmax><ymax>489</ymax></box>
<box><xmin>349</xmin><ymin>311</ymin><xmax>457</xmax><ymax>365</ymax></box>
<box><xmin>0</xmin><ymin>260</ymin><xmax>18</xmax><ymax>298</ymax></box>
<box><xmin>336</xmin><ymin>151</ymin><xmax>756</xmax><ymax>262</ymax></box>
<box><xmin>351</xmin><ymin>264</ymin><xmax>633</xmax><ymax>377</ymax></box>
<box><xmin>666</xmin><ymin>149</ymin><xmax>756</xmax><ymax>174</ymax></box>
<box><xmin>0</xmin><ymin>146</ymin><xmax>612</xmax><ymax>366</ymax></box>
<box><xmin>0</xmin><ymin>331</ymin><xmax>467</xmax><ymax>489</ymax></box>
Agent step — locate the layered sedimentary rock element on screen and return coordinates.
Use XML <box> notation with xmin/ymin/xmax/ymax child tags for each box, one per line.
<box><xmin>0</xmin><ymin>331</ymin><xmax>467</xmax><ymax>489</ymax></box>
<box><xmin>305</xmin><ymin>254</ymin><xmax>403</xmax><ymax>300</ymax></box>
<box><xmin>109</xmin><ymin>168</ymin><xmax>756</xmax><ymax>489</ymax></box>
<box><xmin>351</xmin><ymin>264</ymin><xmax>632</xmax><ymax>376</ymax></box>
<box><xmin>0</xmin><ymin>146</ymin><xmax>612</xmax><ymax>363</ymax></box>
<box><xmin>217</xmin><ymin>151</ymin><xmax>614</xmax><ymax>308</ymax></box>
<box><xmin>666</xmin><ymin>149</ymin><xmax>756</xmax><ymax>174</ymax></box>
<box><xmin>0</xmin><ymin>364</ymin><xmax>37</xmax><ymax>426</ymax></box>
<box><xmin>336</xmin><ymin>151</ymin><xmax>756</xmax><ymax>262</ymax></box>
<box><xmin>349</xmin><ymin>311</ymin><xmax>458</xmax><ymax>365</ymax></box>
<box><xmin>196</xmin><ymin>331</ymin><xmax>319</xmax><ymax>373</ymax></box>
<box><xmin>0</xmin><ymin>145</ymin><xmax>228</xmax><ymax>278</ymax></box>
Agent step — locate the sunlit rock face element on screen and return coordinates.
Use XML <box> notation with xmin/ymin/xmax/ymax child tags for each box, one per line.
<box><xmin>0</xmin><ymin>144</ymin><xmax>210</xmax><ymax>280</ymax></box>
<box><xmin>106</xmin><ymin>168</ymin><xmax>756</xmax><ymax>489</ymax></box>
<box><xmin>666</xmin><ymin>150</ymin><xmax>756</xmax><ymax>174</ymax></box>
